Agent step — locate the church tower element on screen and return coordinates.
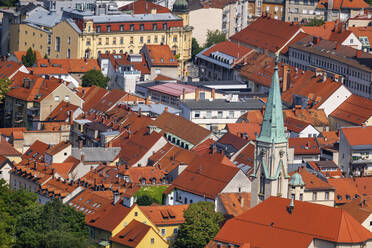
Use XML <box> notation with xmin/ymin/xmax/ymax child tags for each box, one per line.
<box><xmin>250</xmin><ymin>56</ymin><xmax>290</xmax><ymax>208</ymax></box>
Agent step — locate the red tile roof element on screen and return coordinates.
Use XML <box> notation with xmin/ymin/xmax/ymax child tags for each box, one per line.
<box><xmin>152</xmin><ymin>111</ymin><xmax>212</xmax><ymax>146</ymax></box>
<box><xmin>80</xmin><ymin>86</ymin><xmax>108</xmax><ymax>112</ymax></box>
<box><xmin>0</xmin><ymin>60</ymin><xmax>24</xmax><ymax>79</ymax></box>
<box><xmin>36</xmin><ymin>58</ymin><xmax>99</xmax><ymax>73</ymax></box>
<box><xmin>46</xmin><ymin>101</ymin><xmax>79</xmax><ymax>121</ymax></box>
<box><xmin>341</xmin><ymin>126</ymin><xmax>372</xmax><ymax>146</ymax></box>
<box><xmin>230</xmin><ymin>16</ymin><xmax>303</xmax><ymax>54</ymax></box>
<box><xmin>213</xmin><ymin>197</ymin><xmax>372</xmax><ymax>246</ymax></box>
<box><xmin>281</xmin><ymin>71</ymin><xmax>342</xmax><ymax>109</ymax></box>
<box><xmin>226</xmin><ymin>123</ymin><xmax>261</xmax><ymax>141</ymax></box>
<box><xmin>0</xmin><ymin>127</ymin><xmax>26</xmax><ymax>138</ymax></box>
<box><xmin>202</xmin><ymin>41</ymin><xmax>253</xmax><ymax>61</ymax></box>
<box><xmin>218</xmin><ymin>192</ymin><xmax>251</xmax><ymax>217</ymax></box>
<box><xmin>13</xmin><ymin>50</ymin><xmax>41</xmax><ymax>63</ymax></box>
<box><xmin>91</xmin><ymin>89</ymin><xmax>127</xmax><ymax>113</ymax></box>
<box><xmin>233</xmin><ymin>143</ymin><xmax>255</xmax><ymax>168</ymax></box>
<box><xmin>119</xmin><ymin>0</ymin><xmax>171</xmax><ymax>13</ymax></box>
<box><xmin>100</xmin><ymin>53</ymin><xmax>150</xmax><ymax>75</ymax></box>
<box><xmin>28</xmin><ymin>66</ymin><xmax>69</xmax><ymax>75</ymax></box>
<box><xmin>328</xmin><ymin>178</ymin><xmax>360</xmax><ymax>204</ymax></box>
<box><xmin>302</xmin><ymin>22</ymin><xmax>353</xmax><ymax>44</ymax></box>
<box><xmin>217</xmin><ymin>132</ymin><xmax>249</xmax><ymax>151</ymax></box>
<box><xmin>284</xmin><ymin>116</ymin><xmax>310</xmax><ymax>133</ymax></box>
<box><xmin>289</xmin><ymin>167</ymin><xmax>334</xmax><ymax>190</ymax></box>
<box><xmin>153</xmin><ymin>74</ymin><xmax>176</xmax><ymax>81</ymax></box>
<box><xmin>238</xmin><ymin>110</ymin><xmax>263</xmax><ymax>124</ymax></box>
<box><xmin>7</xmin><ymin>72</ymin><xmax>61</xmax><ymax>102</ymax></box>
<box><xmin>118</xmin><ymin>166</ymin><xmax>166</xmax><ymax>184</ymax></box>
<box><xmin>330</xmin><ymin>94</ymin><xmax>372</xmax><ymax>125</ymax></box>
<box><xmin>307</xmin><ymin>161</ymin><xmax>342</xmax><ymax>178</ymax></box>
<box><xmin>316</xmin><ymin>131</ymin><xmax>339</xmax><ymax>148</ymax></box>
<box><xmin>140</xmin><ymin>204</ymin><xmax>189</xmax><ymax>225</ymax></box>
<box><xmin>165</xmin><ymin>153</ymin><xmax>240</xmax><ymax>199</ymax></box>
<box><xmin>317</xmin><ymin>0</ymin><xmax>369</xmax><ymax>9</ymax></box>
<box><xmin>190</xmin><ymin>138</ymin><xmax>215</xmax><ymax>155</ymax></box>
<box><xmin>22</xmin><ymin>140</ymin><xmax>50</xmax><ymax>161</ymax></box>
<box><xmin>46</xmin><ymin>141</ymin><xmax>71</xmax><ymax>156</ymax></box>
<box><xmin>109</xmin><ymin>220</ymin><xmax>151</xmax><ymax>247</ymax></box>
<box><xmin>339</xmin><ymin>197</ymin><xmax>372</xmax><ymax>224</ymax></box>
<box><xmin>0</xmin><ymin>140</ymin><xmax>21</xmax><ymax>156</ymax></box>
<box><xmin>144</xmin><ymin>44</ymin><xmax>178</xmax><ymax>67</ymax></box>
<box><xmin>69</xmin><ymin>189</ymin><xmax>113</xmax><ymax>215</ymax></box>
<box><xmin>288</xmin><ymin>137</ymin><xmax>320</xmax><ymax>155</ymax></box>
<box><xmin>349</xmin><ymin>26</ymin><xmax>372</xmax><ymax>46</ymax></box>
<box><xmin>87</xmin><ymin>203</ymin><xmax>135</xmax><ymax>232</ymax></box>
<box><xmin>283</xmin><ymin>108</ymin><xmax>328</xmax><ymax>127</ymax></box>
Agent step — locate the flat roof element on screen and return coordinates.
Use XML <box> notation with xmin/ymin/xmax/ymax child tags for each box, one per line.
<box><xmin>182</xmin><ymin>98</ymin><xmax>265</xmax><ymax>110</ymax></box>
<box><xmin>149</xmin><ymin>82</ymin><xmax>197</xmax><ymax>97</ymax></box>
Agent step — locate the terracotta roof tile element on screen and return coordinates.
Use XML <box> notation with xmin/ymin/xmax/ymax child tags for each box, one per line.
<box><xmin>0</xmin><ymin>140</ymin><xmax>21</xmax><ymax>156</ymax></box>
<box><xmin>0</xmin><ymin>60</ymin><xmax>24</xmax><ymax>79</ymax></box>
<box><xmin>118</xmin><ymin>166</ymin><xmax>166</xmax><ymax>184</ymax></box>
<box><xmin>283</xmin><ymin>108</ymin><xmax>328</xmax><ymax>127</ymax></box>
<box><xmin>288</xmin><ymin>137</ymin><xmax>320</xmax><ymax>155</ymax></box>
<box><xmin>218</xmin><ymin>192</ymin><xmax>251</xmax><ymax>217</ymax></box>
<box><xmin>341</xmin><ymin>126</ymin><xmax>372</xmax><ymax>146</ymax></box>
<box><xmin>109</xmin><ymin>219</ymin><xmax>151</xmax><ymax>247</ymax></box>
<box><xmin>36</xmin><ymin>58</ymin><xmax>99</xmax><ymax>73</ymax></box>
<box><xmin>13</xmin><ymin>50</ymin><xmax>41</xmax><ymax>63</ymax></box>
<box><xmin>328</xmin><ymin>178</ymin><xmax>360</xmax><ymax>204</ymax></box>
<box><xmin>226</xmin><ymin>123</ymin><xmax>261</xmax><ymax>141</ymax></box>
<box><xmin>0</xmin><ymin>127</ymin><xmax>26</xmax><ymax>138</ymax></box>
<box><xmin>46</xmin><ymin>101</ymin><xmax>79</xmax><ymax>121</ymax></box>
<box><xmin>144</xmin><ymin>44</ymin><xmax>178</xmax><ymax>67</ymax></box>
<box><xmin>190</xmin><ymin>138</ymin><xmax>215</xmax><ymax>155</ymax></box>
<box><xmin>22</xmin><ymin>140</ymin><xmax>49</xmax><ymax>161</ymax></box>
<box><xmin>46</xmin><ymin>141</ymin><xmax>71</xmax><ymax>156</ymax></box>
<box><xmin>202</xmin><ymin>41</ymin><xmax>253</xmax><ymax>61</ymax></box>
<box><xmin>330</xmin><ymin>95</ymin><xmax>372</xmax><ymax>125</ymax></box>
<box><xmin>289</xmin><ymin>167</ymin><xmax>334</xmax><ymax>190</ymax></box>
<box><xmin>69</xmin><ymin>189</ymin><xmax>113</xmax><ymax>215</ymax></box>
<box><xmin>119</xmin><ymin>0</ymin><xmax>171</xmax><ymax>13</ymax></box>
<box><xmin>91</xmin><ymin>89</ymin><xmax>127</xmax><ymax>113</ymax></box>
<box><xmin>339</xmin><ymin>197</ymin><xmax>372</xmax><ymax>224</ymax></box>
<box><xmin>232</xmin><ymin>143</ymin><xmax>255</xmax><ymax>168</ymax></box>
<box><xmin>100</xmin><ymin>53</ymin><xmax>150</xmax><ymax>75</ymax></box>
<box><xmin>230</xmin><ymin>16</ymin><xmax>302</xmax><ymax>54</ymax></box>
<box><xmin>317</xmin><ymin>0</ymin><xmax>369</xmax><ymax>9</ymax></box>
<box><xmin>152</xmin><ymin>111</ymin><xmax>212</xmax><ymax>145</ymax></box>
<box><xmin>302</xmin><ymin>22</ymin><xmax>352</xmax><ymax>45</ymax></box>
<box><xmin>140</xmin><ymin>204</ymin><xmax>189</xmax><ymax>225</ymax></box>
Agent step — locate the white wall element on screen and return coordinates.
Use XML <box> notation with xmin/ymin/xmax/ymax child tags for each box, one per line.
<box><xmin>318</xmin><ymin>85</ymin><xmax>351</xmax><ymax>116</ymax></box>
<box><xmin>0</xmin><ymin>163</ymin><xmax>12</xmax><ymax>184</ymax></box>
<box><xmin>221</xmin><ymin>170</ymin><xmax>251</xmax><ymax>193</ymax></box>
<box><xmin>189</xmin><ymin>8</ymin><xmax>222</xmax><ymax>46</ymax></box>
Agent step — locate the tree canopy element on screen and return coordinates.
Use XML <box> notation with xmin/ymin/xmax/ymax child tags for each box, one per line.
<box><xmin>173</xmin><ymin>202</ymin><xmax>224</xmax><ymax>248</ymax></box>
<box><xmin>191</xmin><ymin>38</ymin><xmax>203</xmax><ymax>59</ymax></box>
<box><xmin>204</xmin><ymin>30</ymin><xmax>226</xmax><ymax>49</ymax></box>
<box><xmin>82</xmin><ymin>69</ymin><xmax>109</xmax><ymax>88</ymax></box>
<box><xmin>305</xmin><ymin>17</ymin><xmax>326</xmax><ymax>26</ymax></box>
<box><xmin>0</xmin><ymin>78</ymin><xmax>11</xmax><ymax>103</ymax></box>
<box><xmin>0</xmin><ymin>179</ymin><xmax>92</xmax><ymax>248</ymax></box>
<box><xmin>21</xmin><ymin>48</ymin><xmax>37</xmax><ymax>67</ymax></box>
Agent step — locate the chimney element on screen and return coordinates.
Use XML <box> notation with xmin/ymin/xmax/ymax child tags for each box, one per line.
<box><xmin>322</xmin><ymin>72</ymin><xmax>327</xmax><ymax>82</ymax></box>
<box><xmin>313</xmin><ymin>36</ymin><xmax>320</xmax><ymax>45</ymax></box>
<box><xmin>164</xmin><ymin>106</ymin><xmax>168</xmax><ymax>112</ymax></box>
<box><xmin>210</xmin><ymin>145</ymin><xmax>217</xmax><ymax>154</ymax></box>
<box><xmin>211</xmin><ymin>88</ymin><xmax>215</xmax><ymax>100</ymax></box>
<box><xmin>81</xmin><ymin>154</ymin><xmax>85</xmax><ymax>162</ymax></box>
<box><xmin>287</xmin><ymin>198</ymin><xmax>294</xmax><ymax>214</ymax></box>
<box><xmin>79</xmin><ymin>140</ymin><xmax>83</xmax><ymax>149</ymax></box>
<box><xmin>328</xmin><ymin>0</ymin><xmax>333</xmax><ymax>10</ymax></box>
<box><xmin>282</xmin><ymin>65</ymin><xmax>289</xmax><ymax>92</ymax></box>
<box><xmin>195</xmin><ymin>88</ymin><xmax>200</xmax><ymax>101</ymax></box>
<box><xmin>145</xmin><ymin>96</ymin><xmax>150</xmax><ymax>105</ymax></box>
<box><xmin>68</xmin><ymin>110</ymin><xmax>73</xmax><ymax>125</ymax></box>
<box><xmin>51</xmin><ymin>168</ymin><xmax>55</xmax><ymax>177</ymax></box>
<box><xmin>294</xmin><ymin>105</ymin><xmax>301</xmax><ymax>116</ymax></box>
<box><xmin>356</xmin><ymin>50</ymin><xmax>362</xmax><ymax>58</ymax></box>
<box><xmin>334</xmin><ymin>74</ymin><xmax>340</xmax><ymax>82</ymax></box>
<box><xmin>335</xmin><ymin>44</ymin><xmax>340</xmax><ymax>50</ymax></box>
<box><xmin>113</xmin><ymin>191</ymin><xmax>120</xmax><ymax>205</ymax></box>
<box><xmin>138</xmin><ymin>107</ymin><xmax>142</xmax><ymax>117</ymax></box>
<box><xmin>261</xmin><ymin>105</ymin><xmax>266</xmax><ymax>115</ymax></box>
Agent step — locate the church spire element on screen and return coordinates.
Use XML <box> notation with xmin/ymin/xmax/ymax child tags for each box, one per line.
<box><xmin>256</xmin><ymin>56</ymin><xmax>287</xmax><ymax>144</ymax></box>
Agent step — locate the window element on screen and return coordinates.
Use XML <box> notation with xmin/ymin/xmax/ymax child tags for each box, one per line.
<box><xmin>47</xmin><ymin>47</ymin><xmax>51</xmax><ymax>56</ymax></box>
<box><xmin>134</xmin><ymin>211</ymin><xmax>138</xmax><ymax>216</ymax></box>
<box><xmin>106</xmin><ymin>38</ymin><xmax>109</xmax><ymax>45</ymax></box>
<box><xmin>120</xmin><ymin>24</ymin><xmax>124</xmax><ymax>31</ymax></box>
<box><xmin>153</xmin><ymin>23</ymin><xmax>157</xmax><ymax>30</ymax></box>
<box><xmin>173</xmin><ymin>35</ymin><xmax>177</xmax><ymax>42</ymax></box>
<box><xmin>161</xmin><ymin>36</ymin><xmax>165</xmax><ymax>43</ymax></box>
<box><xmin>98</xmin><ymin>38</ymin><xmax>102</xmax><ymax>45</ymax></box>
<box><xmin>154</xmin><ymin>36</ymin><xmax>158</xmax><ymax>43</ymax></box>
<box><xmin>112</xmin><ymin>38</ymin><xmax>116</xmax><ymax>45</ymax></box>
<box><xmin>65</xmin><ymin>95</ymin><xmax>70</xmax><ymax>101</ymax></box>
<box><xmin>312</xmin><ymin>192</ymin><xmax>317</xmax><ymax>200</ymax></box>
<box><xmin>274</xmin><ymin>6</ymin><xmax>278</xmax><ymax>11</ymax></box>
<box><xmin>120</xmin><ymin>37</ymin><xmax>123</xmax><ymax>44</ymax></box>
<box><xmin>107</xmin><ymin>25</ymin><xmax>111</xmax><ymax>32</ymax></box>
<box><xmin>140</xmin><ymin>24</ymin><xmax>144</xmax><ymax>30</ymax></box>
<box><xmin>151</xmin><ymin>238</ymin><xmax>155</xmax><ymax>244</ymax></box>
<box><xmin>140</xmin><ymin>36</ymin><xmax>144</xmax><ymax>43</ymax></box>
<box><xmin>218</xmin><ymin>111</ymin><xmax>223</xmax><ymax>118</ymax></box>
<box><xmin>54</xmin><ymin>96</ymin><xmax>60</xmax><ymax>101</ymax></box>
<box><xmin>161</xmin><ymin>229</ymin><xmax>166</xmax><ymax>236</ymax></box>
<box><xmin>194</xmin><ymin>111</ymin><xmax>200</xmax><ymax>118</ymax></box>
<box><xmin>173</xmin><ymin>228</ymin><xmax>178</xmax><ymax>234</ymax></box>
<box><xmin>67</xmin><ymin>49</ymin><xmax>71</xmax><ymax>58</ymax></box>
<box><xmin>350</xmin><ymin>39</ymin><xmax>353</xmax><ymax>44</ymax></box>
<box><xmin>86</xmin><ymin>38</ymin><xmax>91</xmax><ymax>46</ymax></box>
<box><xmin>55</xmin><ymin>37</ymin><xmax>61</xmax><ymax>52</ymax></box>
<box><xmin>67</xmin><ymin>36</ymin><xmax>71</xmax><ymax>44</ymax></box>
<box><xmin>130</xmin><ymin>36</ymin><xmax>134</xmax><ymax>44</ymax></box>
<box><xmin>206</xmin><ymin>111</ymin><xmax>212</xmax><ymax>118</ymax></box>
<box><xmin>325</xmin><ymin>191</ymin><xmax>329</xmax><ymax>200</ymax></box>
<box><xmin>163</xmin><ymin>23</ymin><xmax>167</xmax><ymax>30</ymax></box>
<box><xmin>96</xmin><ymin>25</ymin><xmax>101</xmax><ymax>33</ymax></box>
<box><xmin>299</xmin><ymin>193</ymin><xmax>303</xmax><ymax>201</ymax></box>
<box><xmin>291</xmin><ymin>194</ymin><xmax>295</xmax><ymax>199</ymax></box>
<box><xmin>259</xmin><ymin>174</ymin><xmax>265</xmax><ymax>194</ymax></box>
<box><xmin>130</xmin><ymin>24</ymin><xmax>134</xmax><ymax>31</ymax></box>
<box><xmin>266</xmin><ymin>6</ymin><xmax>269</xmax><ymax>11</ymax></box>
<box><xmin>229</xmin><ymin>111</ymin><xmax>234</xmax><ymax>118</ymax></box>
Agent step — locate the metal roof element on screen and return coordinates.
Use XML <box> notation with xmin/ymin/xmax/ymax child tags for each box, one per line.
<box><xmin>181</xmin><ymin>98</ymin><xmax>265</xmax><ymax>110</ymax></box>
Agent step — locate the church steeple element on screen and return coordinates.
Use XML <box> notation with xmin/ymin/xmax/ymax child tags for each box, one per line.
<box><xmin>250</xmin><ymin>55</ymin><xmax>289</xmax><ymax>208</ymax></box>
<box><xmin>256</xmin><ymin>56</ymin><xmax>287</xmax><ymax>144</ymax></box>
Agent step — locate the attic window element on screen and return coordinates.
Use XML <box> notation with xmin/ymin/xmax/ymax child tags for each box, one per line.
<box><xmin>337</xmin><ymin>195</ymin><xmax>342</xmax><ymax>200</ymax></box>
<box><xmin>346</xmin><ymin>194</ymin><xmax>351</xmax><ymax>200</ymax></box>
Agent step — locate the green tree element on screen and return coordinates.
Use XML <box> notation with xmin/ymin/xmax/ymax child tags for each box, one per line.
<box><xmin>204</xmin><ymin>30</ymin><xmax>226</xmax><ymax>49</ymax></box>
<box><xmin>0</xmin><ymin>78</ymin><xmax>11</xmax><ymax>103</ymax></box>
<box><xmin>173</xmin><ymin>202</ymin><xmax>224</xmax><ymax>248</ymax></box>
<box><xmin>21</xmin><ymin>48</ymin><xmax>37</xmax><ymax>67</ymax></box>
<box><xmin>305</xmin><ymin>17</ymin><xmax>326</xmax><ymax>26</ymax></box>
<box><xmin>15</xmin><ymin>200</ymin><xmax>90</xmax><ymax>248</ymax></box>
<box><xmin>136</xmin><ymin>194</ymin><xmax>158</xmax><ymax>206</ymax></box>
<box><xmin>191</xmin><ymin>38</ymin><xmax>203</xmax><ymax>59</ymax></box>
<box><xmin>82</xmin><ymin>69</ymin><xmax>109</xmax><ymax>88</ymax></box>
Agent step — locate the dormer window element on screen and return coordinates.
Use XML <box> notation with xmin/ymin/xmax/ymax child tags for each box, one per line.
<box><xmin>107</xmin><ymin>25</ymin><xmax>111</xmax><ymax>32</ymax></box>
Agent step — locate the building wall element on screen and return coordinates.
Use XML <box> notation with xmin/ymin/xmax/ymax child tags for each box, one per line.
<box><xmin>157</xmin><ymin>224</ymin><xmax>179</xmax><ymax>242</ymax></box>
<box><xmin>39</xmin><ymin>84</ymin><xmax>83</xmax><ymax>121</ymax></box>
<box><xmin>136</xmin><ymin>228</ymin><xmax>168</xmax><ymax>248</ymax></box>
<box><xmin>23</xmin><ymin>130</ymin><xmax>70</xmax><ymax>151</ymax></box>
<box><xmin>165</xmin><ymin>188</ymin><xmax>215</xmax><ymax>206</ymax></box>
<box><xmin>292</xmin><ymin>154</ymin><xmax>320</xmax><ymax>164</ymax></box>
<box><xmin>361</xmin><ymin>214</ymin><xmax>372</xmax><ymax>232</ymax></box>
<box><xmin>298</xmin><ymin>125</ymin><xmax>320</xmax><ymax>138</ymax></box>
<box><xmin>338</xmin><ymin>130</ymin><xmax>351</xmax><ymax>175</ymax></box>
<box><xmin>318</xmin><ymin>85</ymin><xmax>351</xmax><ymax>117</ymax></box>
<box><xmin>341</xmin><ymin>33</ymin><xmax>362</xmax><ymax>50</ymax></box>
<box><xmin>221</xmin><ymin>170</ymin><xmax>251</xmax><ymax>193</ymax></box>
<box><xmin>189</xmin><ymin>8</ymin><xmax>222</xmax><ymax>46</ymax></box>
<box><xmin>149</xmin><ymin>66</ymin><xmax>178</xmax><ymax>80</ymax></box>
<box><xmin>0</xmin><ymin>163</ymin><xmax>12</xmax><ymax>184</ymax></box>
<box><xmin>285</xmin><ymin>0</ymin><xmax>322</xmax><ymax>22</ymax></box>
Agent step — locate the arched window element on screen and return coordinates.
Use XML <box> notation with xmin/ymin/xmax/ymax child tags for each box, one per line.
<box><xmin>259</xmin><ymin>173</ymin><xmax>265</xmax><ymax>194</ymax></box>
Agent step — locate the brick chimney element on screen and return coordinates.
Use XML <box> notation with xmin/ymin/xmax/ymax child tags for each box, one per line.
<box><xmin>164</xmin><ymin>106</ymin><xmax>168</xmax><ymax>112</ymax></box>
<box><xmin>211</xmin><ymin>88</ymin><xmax>215</xmax><ymax>100</ymax></box>
<box><xmin>313</xmin><ymin>36</ymin><xmax>320</xmax><ymax>45</ymax></box>
<box><xmin>182</xmin><ymin>88</ymin><xmax>186</xmax><ymax>101</ymax></box>
<box><xmin>195</xmin><ymin>88</ymin><xmax>200</xmax><ymax>101</ymax></box>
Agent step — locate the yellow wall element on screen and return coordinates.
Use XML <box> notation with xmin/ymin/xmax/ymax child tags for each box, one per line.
<box><xmin>112</xmin><ymin>205</ymin><xmax>158</xmax><ymax>237</ymax></box>
<box><xmin>50</xmin><ymin>21</ymin><xmax>81</xmax><ymax>59</ymax></box>
<box><xmin>136</xmin><ymin>228</ymin><xmax>168</xmax><ymax>248</ymax></box>
<box><xmin>157</xmin><ymin>225</ymin><xmax>179</xmax><ymax>241</ymax></box>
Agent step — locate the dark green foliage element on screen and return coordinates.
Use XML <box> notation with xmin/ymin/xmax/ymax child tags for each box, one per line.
<box><xmin>82</xmin><ymin>69</ymin><xmax>109</xmax><ymax>88</ymax></box>
<box><xmin>136</xmin><ymin>194</ymin><xmax>158</xmax><ymax>206</ymax></box>
<box><xmin>305</xmin><ymin>17</ymin><xmax>326</xmax><ymax>26</ymax></box>
<box><xmin>191</xmin><ymin>38</ymin><xmax>203</xmax><ymax>59</ymax></box>
<box><xmin>0</xmin><ymin>0</ymin><xmax>17</xmax><ymax>7</ymax></box>
<box><xmin>0</xmin><ymin>179</ymin><xmax>91</xmax><ymax>248</ymax></box>
<box><xmin>204</xmin><ymin>30</ymin><xmax>226</xmax><ymax>49</ymax></box>
<box><xmin>21</xmin><ymin>48</ymin><xmax>37</xmax><ymax>67</ymax></box>
<box><xmin>173</xmin><ymin>202</ymin><xmax>224</xmax><ymax>248</ymax></box>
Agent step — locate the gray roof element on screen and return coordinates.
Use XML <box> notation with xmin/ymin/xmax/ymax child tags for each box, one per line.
<box><xmin>72</xmin><ymin>147</ymin><xmax>121</xmax><ymax>162</ymax></box>
<box><xmin>87</xmin><ymin>13</ymin><xmax>182</xmax><ymax>23</ymax></box>
<box><xmin>66</xmin><ymin>18</ymin><xmax>82</xmax><ymax>33</ymax></box>
<box><xmin>24</xmin><ymin>10</ymin><xmax>62</xmax><ymax>27</ymax></box>
<box><xmin>181</xmin><ymin>98</ymin><xmax>265</xmax><ymax>110</ymax></box>
<box><xmin>131</xmin><ymin>103</ymin><xmax>181</xmax><ymax>115</ymax></box>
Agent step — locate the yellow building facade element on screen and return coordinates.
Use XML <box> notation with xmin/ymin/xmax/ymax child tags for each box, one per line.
<box><xmin>10</xmin><ymin>8</ymin><xmax>192</xmax><ymax>78</ymax></box>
